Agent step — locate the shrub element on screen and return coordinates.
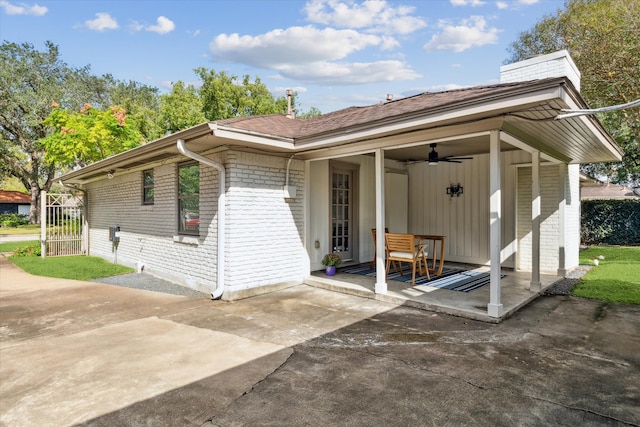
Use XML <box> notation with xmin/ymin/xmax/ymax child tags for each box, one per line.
<box><xmin>581</xmin><ymin>199</ymin><xmax>640</xmax><ymax>246</ymax></box>
<box><xmin>12</xmin><ymin>243</ymin><xmax>41</xmax><ymax>257</ymax></box>
<box><xmin>0</xmin><ymin>213</ymin><xmax>29</xmax><ymax>227</ymax></box>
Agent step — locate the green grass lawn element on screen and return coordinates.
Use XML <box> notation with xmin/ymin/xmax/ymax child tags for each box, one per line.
<box><xmin>9</xmin><ymin>254</ymin><xmax>134</xmax><ymax>280</ymax></box>
<box><xmin>0</xmin><ymin>224</ymin><xmax>40</xmax><ymax>235</ymax></box>
<box><xmin>0</xmin><ymin>240</ymin><xmax>39</xmax><ymax>253</ymax></box>
<box><xmin>574</xmin><ymin>246</ymin><xmax>640</xmax><ymax>304</ymax></box>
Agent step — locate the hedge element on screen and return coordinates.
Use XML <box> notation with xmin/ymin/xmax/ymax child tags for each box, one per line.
<box><xmin>581</xmin><ymin>199</ymin><xmax>640</xmax><ymax>246</ymax></box>
<box><xmin>0</xmin><ymin>213</ymin><xmax>29</xmax><ymax>227</ymax></box>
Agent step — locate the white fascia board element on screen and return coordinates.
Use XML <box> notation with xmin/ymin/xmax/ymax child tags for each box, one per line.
<box><xmin>295</xmin><ymin>85</ymin><xmax>564</xmax><ymax>151</ymax></box>
<box><xmin>213</xmin><ymin>126</ymin><xmax>295</xmax><ymax>150</ymax></box>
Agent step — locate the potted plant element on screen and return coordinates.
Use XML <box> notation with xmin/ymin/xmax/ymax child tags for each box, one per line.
<box><xmin>321</xmin><ymin>253</ymin><xmax>342</xmax><ymax>276</ymax></box>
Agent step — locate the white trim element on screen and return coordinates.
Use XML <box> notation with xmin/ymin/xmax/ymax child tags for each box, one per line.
<box><xmin>488</xmin><ymin>130</ymin><xmax>504</xmax><ymax>318</ymax></box>
<box><xmin>375</xmin><ymin>148</ymin><xmax>387</xmax><ymax>294</ymax></box>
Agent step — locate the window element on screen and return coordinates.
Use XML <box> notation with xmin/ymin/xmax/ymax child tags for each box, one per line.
<box><xmin>142</xmin><ymin>170</ymin><xmax>154</xmax><ymax>205</ymax></box>
<box><xmin>178</xmin><ymin>162</ymin><xmax>199</xmax><ymax>234</ymax></box>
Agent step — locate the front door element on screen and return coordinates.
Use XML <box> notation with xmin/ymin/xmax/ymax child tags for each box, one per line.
<box><xmin>330</xmin><ymin>161</ymin><xmax>358</xmax><ymax>263</ymax></box>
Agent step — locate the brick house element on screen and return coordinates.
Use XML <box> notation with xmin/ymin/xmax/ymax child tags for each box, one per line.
<box><xmin>60</xmin><ymin>51</ymin><xmax>622</xmax><ymax>319</ymax></box>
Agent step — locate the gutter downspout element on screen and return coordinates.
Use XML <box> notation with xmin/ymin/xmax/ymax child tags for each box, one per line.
<box><xmin>176</xmin><ymin>138</ymin><xmax>225</xmax><ymax>299</ymax></box>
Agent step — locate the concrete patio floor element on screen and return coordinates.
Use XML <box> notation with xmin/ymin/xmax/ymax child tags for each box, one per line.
<box><xmin>307</xmin><ymin>263</ymin><xmax>562</xmax><ymax>322</ymax></box>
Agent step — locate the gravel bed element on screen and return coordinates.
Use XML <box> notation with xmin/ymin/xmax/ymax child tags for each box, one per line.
<box><xmin>91</xmin><ymin>273</ymin><xmax>210</xmax><ymax>298</ymax></box>
<box><xmin>543</xmin><ymin>265</ymin><xmax>592</xmax><ymax>296</ymax></box>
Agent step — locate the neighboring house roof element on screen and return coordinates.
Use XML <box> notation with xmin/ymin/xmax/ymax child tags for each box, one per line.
<box><xmin>0</xmin><ymin>191</ymin><xmax>31</xmax><ymax>204</ymax></box>
<box><xmin>60</xmin><ymin>77</ymin><xmax>624</xmax><ymax>185</ymax></box>
<box><xmin>581</xmin><ymin>183</ymin><xmax>640</xmax><ymax>200</ymax></box>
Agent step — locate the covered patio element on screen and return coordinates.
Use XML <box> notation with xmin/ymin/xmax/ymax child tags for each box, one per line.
<box><xmin>307</xmin><ymin>263</ymin><xmax>562</xmax><ymax>323</ymax></box>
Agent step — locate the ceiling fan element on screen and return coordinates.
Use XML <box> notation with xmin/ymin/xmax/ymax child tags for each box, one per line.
<box><xmin>425</xmin><ymin>143</ymin><xmax>472</xmax><ymax>165</ymax></box>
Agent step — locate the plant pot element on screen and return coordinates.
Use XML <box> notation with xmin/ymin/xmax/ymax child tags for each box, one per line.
<box><xmin>325</xmin><ymin>266</ymin><xmax>336</xmax><ymax>276</ymax></box>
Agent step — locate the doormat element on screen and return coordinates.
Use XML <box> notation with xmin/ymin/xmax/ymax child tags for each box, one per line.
<box><xmin>340</xmin><ymin>263</ymin><xmax>503</xmax><ymax>292</ymax></box>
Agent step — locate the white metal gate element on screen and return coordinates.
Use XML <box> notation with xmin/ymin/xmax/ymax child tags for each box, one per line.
<box><xmin>40</xmin><ymin>191</ymin><xmax>87</xmax><ymax>257</ymax></box>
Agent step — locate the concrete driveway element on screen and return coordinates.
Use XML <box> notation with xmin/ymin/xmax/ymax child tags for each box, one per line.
<box><xmin>1</xmin><ymin>255</ymin><xmax>639</xmax><ymax>426</ymax></box>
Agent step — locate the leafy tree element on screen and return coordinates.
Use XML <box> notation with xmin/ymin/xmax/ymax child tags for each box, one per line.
<box><xmin>0</xmin><ymin>41</ymin><xmax>105</xmax><ymax>223</ymax></box>
<box><xmin>106</xmin><ymin>79</ymin><xmax>162</xmax><ymax>141</ymax></box>
<box><xmin>160</xmin><ymin>81</ymin><xmax>206</xmax><ymax>133</ymax></box>
<box><xmin>41</xmin><ymin>103</ymin><xmax>143</xmax><ymax>169</ymax></box>
<box><xmin>195</xmin><ymin>68</ymin><xmax>290</xmax><ymax>120</ymax></box>
<box><xmin>506</xmin><ymin>0</ymin><xmax>640</xmax><ymax>187</ymax></box>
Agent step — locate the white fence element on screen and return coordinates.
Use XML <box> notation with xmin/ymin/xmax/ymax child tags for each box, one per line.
<box><xmin>40</xmin><ymin>192</ymin><xmax>87</xmax><ymax>257</ymax></box>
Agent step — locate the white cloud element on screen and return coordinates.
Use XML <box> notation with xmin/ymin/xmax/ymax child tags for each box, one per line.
<box><xmin>423</xmin><ymin>16</ymin><xmax>501</xmax><ymax>52</ymax></box>
<box><xmin>304</xmin><ymin>0</ymin><xmax>426</xmax><ymax>35</ymax></box>
<box><xmin>211</xmin><ymin>26</ymin><xmax>381</xmax><ymax>67</ymax></box>
<box><xmin>146</xmin><ymin>16</ymin><xmax>175</xmax><ymax>34</ymax></box>
<box><xmin>450</xmin><ymin>0</ymin><xmax>486</xmax><ymax>6</ymax></box>
<box><xmin>129</xmin><ymin>20</ymin><xmax>144</xmax><ymax>32</ymax></box>
<box><xmin>0</xmin><ymin>0</ymin><xmax>47</xmax><ymax>15</ymax></box>
<box><xmin>495</xmin><ymin>0</ymin><xmax>538</xmax><ymax>9</ymax></box>
<box><xmin>278</xmin><ymin>60</ymin><xmax>420</xmax><ymax>84</ymax></box>
<box><xmin>210</xmin><ymin>25</ymin><xmax>420</xmax><ymax>85</ymax></box>
<box><xmin>84</xmin><ymin>12</ymin><xmax>118</xmax><ymax>31</ymax></box>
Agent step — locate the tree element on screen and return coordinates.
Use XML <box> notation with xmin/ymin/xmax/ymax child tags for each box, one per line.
<box><xmin>195</xmin><ymin>68</ymin><xmax>289</xmax><ymax>120</ymax></box>
<box><xmin>160</xmin><ymin>81</ymin><xmax>206</xmax><ymax>134</ymax></box>
<box><xmin>106</xmin><ymin>79</ymin><xmax>163</xmax><ymax>141</ymax></box>
<box><xmin>41</xmin><ymin>103</ymin><xmax>143</xmax><ymax>169</ymax></box>
<box><xmin>506</xmin><ymin>0</ymin><xmax>640</xmax><ymax>187</ymax></box>
<box><xmin>0</xmin><ymin>41</ymin><xmax>105</xmax><ymax>223</ymax></box>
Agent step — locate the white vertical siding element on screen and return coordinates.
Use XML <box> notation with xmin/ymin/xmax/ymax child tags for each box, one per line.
<box><xmin>407</xmin><ymin>150</ymin><xmax>528</xmax><ymax>266</ymax></box>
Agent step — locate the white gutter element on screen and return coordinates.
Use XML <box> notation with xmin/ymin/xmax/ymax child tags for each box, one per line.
<box><xmin>176</xmin><ymin>138</ymin><xmax>225</xmax><ymax>299</ymax></box>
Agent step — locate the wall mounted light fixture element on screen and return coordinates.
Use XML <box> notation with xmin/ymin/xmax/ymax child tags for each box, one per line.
<box><xmin>446</xmin><ymin>183</ymin><xmax>463</xmax><ymax>197</ymax></box>
<box><xmin>107</xmin><ymin>170</ymin><xmax>115</xmax><ymax>179</ymax></box>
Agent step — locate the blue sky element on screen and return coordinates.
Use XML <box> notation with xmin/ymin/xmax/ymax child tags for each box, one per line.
<box><xmin>0</xmin><ymin>0</ymin><xmax>564</xmax><ymax>114</ymax></box>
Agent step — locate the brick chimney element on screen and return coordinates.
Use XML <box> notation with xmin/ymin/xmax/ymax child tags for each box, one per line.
<box><xmin>499</xmin><ymin>50</ymin><xmax>581</xmax><ymax>91</ymax></box>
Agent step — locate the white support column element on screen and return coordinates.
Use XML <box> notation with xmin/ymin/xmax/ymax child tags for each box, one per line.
<box><xmin>557</xmin><ymin>163</ymin><xmax>567</xmax><ymax>276</ymax></box>
<box><xmin>374</xmin><ymin>148</ymin><xmax>387</xmax><ymax>294</ymax></box>
<box><xmin>487</xmin><ymin>130</ymin><xmax>503</xmax><ymax>318</ymax></box>
<box><xmin>530</xmin><ymin>150</ymin><xmax>541</xmax><ymax>291</ymax></box>
<box><xmin>40</xmin><ymin>191</ymin><xmax>46</xmax><ymax>259</ymax></box>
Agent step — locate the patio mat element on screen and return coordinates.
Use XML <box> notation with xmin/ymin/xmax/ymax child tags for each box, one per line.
<box><xmin>340</xmin><ymin>263</ymin><xmax>501</xmax><ymax>292</ymax></box>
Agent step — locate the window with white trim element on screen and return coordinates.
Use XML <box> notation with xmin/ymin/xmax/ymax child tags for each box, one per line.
<box><xmin>142</xmin><ymin>170</ymin><xmax>154</xmax><ymax>205</ymax></box>
<box><xmin>178</xmin><ymin>162</ymin><xmax>199</xmax><ymax>234</ymax></box>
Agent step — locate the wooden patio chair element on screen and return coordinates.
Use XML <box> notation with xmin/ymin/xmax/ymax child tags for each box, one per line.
<box><xmin>385</xmin><ymin>233</ymin><xmax>429</xmax><ymax>286</ymax></box>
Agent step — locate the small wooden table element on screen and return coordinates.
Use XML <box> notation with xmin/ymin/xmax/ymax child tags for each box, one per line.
<box><xmin>415</xmin><ymin>235</ymin><xmax>446</xmax><ymax>276</ymax></box>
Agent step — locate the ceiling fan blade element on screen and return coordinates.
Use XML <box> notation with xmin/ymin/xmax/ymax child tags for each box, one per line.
<box><xmin>442</xmin><ymin>156</ymin><xmax>473</xmax><ymax>161</ymax></box>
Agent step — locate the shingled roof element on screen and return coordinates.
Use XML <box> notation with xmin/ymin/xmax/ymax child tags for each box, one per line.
<box><xmin>0</xmin><ymin>190</ymin><xmax>30</xmax><ymax>204</ymax></box>
<box><xmin>216</xmin><ymin>81</ymin><xmax>549</xmax><ymax>139</ymax></box>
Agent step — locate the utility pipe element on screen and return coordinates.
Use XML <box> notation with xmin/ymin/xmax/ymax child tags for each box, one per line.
<box><xmin>177</xmin><ymin>138</ymin><xmax>226</xmax><ymax>299</ymax></box>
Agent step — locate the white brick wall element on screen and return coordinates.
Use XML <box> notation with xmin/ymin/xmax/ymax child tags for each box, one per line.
<box><xmin>85</xmin><ymin>150</ymin><xmax>305</xmax><ymax>297</ymax></box>
<box><xmin>500</xmin><ymin>50</ymin><xmax>581</xmax><ymax>90</ymax></box>
<box><xmin>563</xmin><ymin>164</ymin><xmax>581</xmax><ymax>271</ymax></box>
<box><xmin>224</xmin><ymin>151</ymin><xmax>305</xmax><ymax>293</ymax></box>
<box><xmin>516</xmin><ymin>165</ymin><xmax>563</xmax><ymax>273</ymax></box>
